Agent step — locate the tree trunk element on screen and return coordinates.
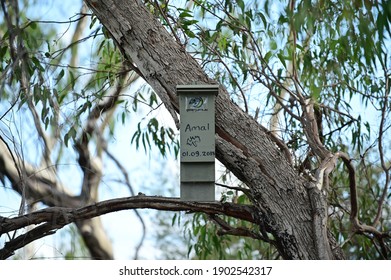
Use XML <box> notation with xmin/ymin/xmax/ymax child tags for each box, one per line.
<box><xmin>84</xmin><ymin>0</ymin><xmax>344</xmax><ymax>259</ymax></box>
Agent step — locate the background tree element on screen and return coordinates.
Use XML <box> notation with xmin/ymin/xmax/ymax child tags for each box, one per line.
<box><xmin>1</xmin><ymin>0</ymin><xmax>390</xmax><ymax>259</ymax></box>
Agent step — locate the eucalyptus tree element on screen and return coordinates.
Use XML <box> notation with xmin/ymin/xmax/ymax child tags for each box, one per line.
<box><xmin>1</xmin><ymin>0</ymin><xmax>390</xmax><ymax>259</ymax></box>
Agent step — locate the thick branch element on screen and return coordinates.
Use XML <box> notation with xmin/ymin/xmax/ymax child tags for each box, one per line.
<box><xmin>0</xmin><ymin>140</ymin><xmax>79</xmax><ymax>208</ymax></box>
<box><xmin>0</xmin><ymin>195</ymin><xmax>255</xmax><ymax>259</ymax></box>
<box><xmin>0</xmin><ymin>196</ymin><xmax>255</xmax><ymax>234</ymax></box>
<box><xmin>0</xmin><ymin>221</ymin><xmax>62</xmax><ymax>260</ymax></box>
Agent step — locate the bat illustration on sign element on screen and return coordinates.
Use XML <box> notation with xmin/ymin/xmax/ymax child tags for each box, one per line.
<box><xmin>186</xmin><ymin>136</ymin><xmax>201</xmax><ymax>147</ymax></box>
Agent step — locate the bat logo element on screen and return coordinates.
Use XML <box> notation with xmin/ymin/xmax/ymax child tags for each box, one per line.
<box><xmin>186</xmin><ymin>136</ymin><xmax>201</xmax><ymax>147</ymax></box>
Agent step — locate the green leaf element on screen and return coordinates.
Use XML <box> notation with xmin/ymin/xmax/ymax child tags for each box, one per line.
<box><xmin>28</xmin><ymin>21</ymin><xmax>37</xmax><ymax>30</ymax></box>
<box><xmin>0</xmin><ymin>45</ymin><xmax>8</xmax><ymax>61</ymax></box>
<box><xmin>264</xmin><ymin>51</ymin><xmax>273</xmax><ymax>63</ymax></box>
<box><xmin>142</xmin><ymin>132</ymin><xmax>148</xmax><ymax>153</ymax></box>
<box><xmin>171</xmin><ymin>213</ymin><xmax>177</xmax><ymax>227</ymax></box>
<box><xmin>237</xmin><ymin>0</ymin><xmax>245</xmax><ymax>12</ymax></box>
<box><xmin>31</xmin><ymin>56</ymin><xmax>44</xmax><ymax>72</ymax></box>
<box><xmin>258</xmin><ymin>11</ymin><xmax>267</xmax><ymax>28</ymax></box>
<box><xmin>179</xmin><ymin>10</ymin><xmax>192</xmax><ymax>18</ymax></box>
<box><xmin>148</xmin><ymin>118</ymin><xmax>159</xmax><ymax>133</ymax></box>
<box><xmin>277</xmin><ymin>52</ymin><xmax>287</xmax><ymax>69</ymax></box>
<box><xmin>187</xmin><ymin>245</ymin><xmax>193</xmax><ymax>258</ymax></box>
<box><xmin>64</xmin><ymin>126</ymin><xmax>77</xmax><ymax>147</ymax></box>
<box><xmin>131</xmin><ymin>123</ymin><xmax>142</xmax><ymax>148</ymax></box>
<box><xmin>55</xmin><ymin>69</ymin><xmax>65</xmax><ymax>83</ymax></box>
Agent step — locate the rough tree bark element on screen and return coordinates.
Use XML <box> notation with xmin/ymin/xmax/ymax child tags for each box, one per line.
<box><xmin>83</xmin><ymin>0</ymin><xmax>345</xmax><ymax>259</ymax></box>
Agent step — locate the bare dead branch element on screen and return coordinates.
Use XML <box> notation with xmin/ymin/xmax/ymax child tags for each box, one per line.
<box><xmin>0</xmin><ymin>219</ymin><xmax>62</xmax><ymax>259</ymax></box>
<box><xmin>0</xmin><ymin>195</ymin><xmax>256</xmax><ymax>259</ymax></box>
<box><xmin>1</xmin><ymin>196</ymin><xmax>256</xmax><ymax>233</ymax></box>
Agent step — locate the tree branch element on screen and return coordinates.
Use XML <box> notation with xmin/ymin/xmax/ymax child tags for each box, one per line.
<box><xmin>0</xmin><ymin>195</ymin><xmax>256</xmax><ymax>259</ymax></box>
<box><xmin>0</xmin><ymin>219</ymin><xmax>63</xmax><ymax>260</ymax></box>
<box><xmin>209</xmin><ymin>214</ymin><xmax>273</xmax><ymax>244</ymax></box>
<box><xmin>339</xmin><ymin>152</ymin><xmax>390</xmax><ymax>248</ymax></box>
<box><xmin>0</xmin><ymin>139</ymin><xmax>79</xmax><ymax>208</ymax></box>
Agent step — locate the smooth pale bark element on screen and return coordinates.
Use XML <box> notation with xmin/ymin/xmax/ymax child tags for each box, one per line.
<box><xmin>0</xmin><ymin>140</ymin><xmax>114</xmax><ymax>259</ymax></box>
<box><xmin>84</xmin><ymin>0</ymin><xmax>344</xmax><ymax>259</ymax></box>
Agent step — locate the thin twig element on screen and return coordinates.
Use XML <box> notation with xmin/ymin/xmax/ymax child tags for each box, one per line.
<box><xmin>215</xmin><ymin>182</ymin><xmax>250</xmax><ymax>196</ymax></box>
<box><xmin>209</xmin><ymin>214</ymin><xmax>274</xmax><ymax>244</ymax></box>
<box><xmin>154</xmin><ymin>0</ymin><xmax>182</xmax><ymax>45</ymax></box>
